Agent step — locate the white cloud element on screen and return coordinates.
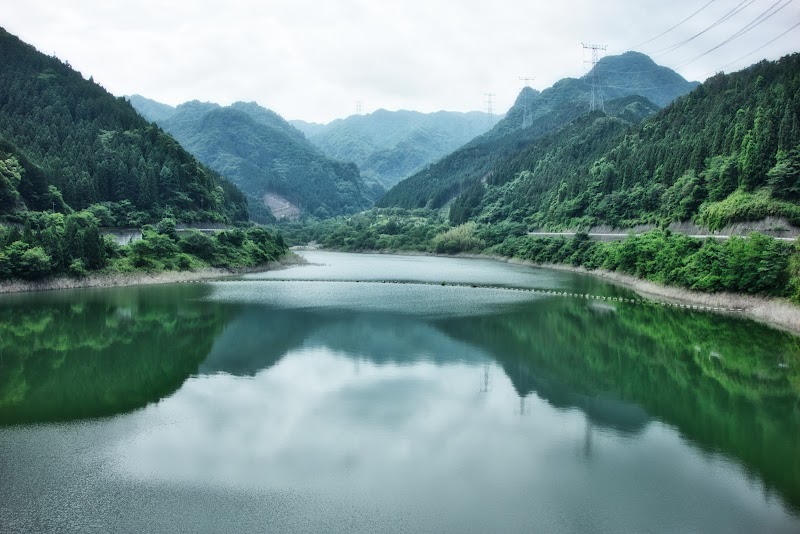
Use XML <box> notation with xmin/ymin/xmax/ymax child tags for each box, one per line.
<box><xmin>3</xmin><ymin>0</ymin><xmax>798</xmax><ymax>122</ymax></box>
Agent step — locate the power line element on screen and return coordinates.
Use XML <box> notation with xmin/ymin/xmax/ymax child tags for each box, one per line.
<box><xmin>673</xmin><ymin>0</ymin><xmax>795</xmax><ymax>69</ymax></box>
<box><xmin>652</xmin><ymin>0</ymin><xmax>756</xmax><ymax>56</ymax></box>
<box><xmin>631</xmin><ymin>0</ymin><xmax>718</xmax><ymax>50</ymax></box>
<box><xmin>712</xmin><ymin>18</ymin><xmax>800</xmax><ymax>74</ymax></box>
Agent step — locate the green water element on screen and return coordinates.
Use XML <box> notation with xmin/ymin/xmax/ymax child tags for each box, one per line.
<box><xmin>0</xmin><ymin>251</ymin><xmax>798</xmax><ymax>533</ymax></box>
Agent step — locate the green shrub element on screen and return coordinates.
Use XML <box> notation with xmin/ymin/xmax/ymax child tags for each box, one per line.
<box><xmin>68</xmin><ymin>259</ymin><xmax>87</xmax><ymax>277</ymax></box>
<box><xmin>178</xmin><ymin>229</ymin><xmax>217</xmax><ymax>260</ymax></box>
<box><xmin>431</xmin><ymin>222</ymin><xmax>485</xmax><ymax>254</ymax></box>
<box><xmin>19</xmin><ymin>246</ymin><xmax>51</xmax><ymax>280</ymax></box>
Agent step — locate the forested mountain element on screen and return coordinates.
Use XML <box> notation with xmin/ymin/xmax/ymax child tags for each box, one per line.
<box><xmin>131</xmin><ymin>97</ymin><xmax>376</xmax><ymax>219</ymax></box>
<box><xmin>0</xmin><ymin>28</ymin><xmax>247</xmax><ymax>224</ymax></box>
<box><xmin>290</xmin><ymin>119</ymin><xmax>327</xmax><ymax>138</ymax></box>
<box><xmin>378</xmin><ymin>51</ymin><xmax>697</xmax><ymax>209</ymax></box>
<box><xmin>300</xmin><ymin>109</ymin><xmax>501</xmax><ymax>189</ymax></box>
<box><xmin>579</xmin><ymin>51</ymin><xmax>700</xmax><ymax>107</ymax></box>
<box><xmin>127</xmin><ymin>94</ymin><xmax>176</xmax><ymax>123</ymax></box>
<box><xmin>283</xmin><ymin>54</ymin><xmax>800</xmax><ymax>301</ymax></box>
<box><xmin>448</xmin><ymin>103</ymin><xmax>650</xmax><ymax>226</ymax></box>
<box><xmin>467</xmin><ymin>52</ymin><xmax>800</xmax><ymax>231</ymax></box>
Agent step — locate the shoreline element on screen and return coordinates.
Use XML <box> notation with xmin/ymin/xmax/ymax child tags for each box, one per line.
<box><xmin>4</xmin><ymin>244</ymin><xmax>799</xmax><ymax>335</ymax></box>
<box><xmin>0</xmin><ymin>253</ymin><xmax>305</xmax><ymax>295</ymax></box>
<box><xmin>480</xmin><ymin>252</ymin><xmax>800</xmax><ymax>335</ymax></box>
<box><xmin>297</xmin><ymin>247</ymin><xmax>800</xmax><ymax>335</ymax></box>
<box><xmin>497</xmin><ymin>256</ymin><xmax>800</xmax><ymax>336</ymax></box>
<box><xmin>527</xmin><ymin>261</ymin><xmax>800</xmax><ymax>335</ymax></box>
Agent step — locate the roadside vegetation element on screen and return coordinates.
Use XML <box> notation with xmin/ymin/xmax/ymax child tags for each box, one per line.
<box><xmin>0</xmin><ymin>211</ymin><xmax>288</xmax><ymax>282</ymax></box>
<box><xmin>280</xmin><ymin>54</ymin><xmax>800</xmax><ymax>304</ymax></box>
<box><xmin>277</xmin><ymin>209</ymin><xmax>800</xmax><ymax>301</ymax></box>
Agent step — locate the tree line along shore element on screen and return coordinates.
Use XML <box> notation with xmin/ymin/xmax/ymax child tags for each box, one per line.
<box><xmin>3</xmin><ymin>210</ymin><xmax>800</xmax><ymax>336</ymax></box>
<box><xmin>0</xmin><ymin>212</ymin><xmax>290</xmax><ymax>289</ymax></box>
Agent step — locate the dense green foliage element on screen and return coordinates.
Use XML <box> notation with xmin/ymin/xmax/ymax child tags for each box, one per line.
<box><xmin>378</xmin><ymin>52</ymin><xmax>695</xmax><ymax>210</ymax></box>
<box><xmin>280</xmin><ymin>208</ymin><xmax>799</xmax><ymax>299</ymax></box>
<box><xmin>456</xmin><ymin>53</ymin><xmax>800</xmax><ymax>231</ymax></box>
<box><xmin>481</xmin><ymin>110</ymin><xmax>639</xmax><ymax>227</ymax></box>
<box><xmin>0</xmin><ymin>29</ymin><xmax>291</xmax><ymax>283</ymax></box>
<box><xmin>448</xmin><ymin>181</ymin><xmax>486</xmax><ymax>225</ymax></box>
<box><xmin>0</xmin><ymin>214</ymin><xmax>287</xmax><ymax>281</ymax></box>
<box><xmin>0</xmin><ymin>212</ymin><xmax>112</xmax><ymax>280</ymax></box>
<box><xmin>122</xmin><ymin>223</ymin><xmax>287</xmax><ymax>272</ymax></box>
<box><xmin>429</xmin><ymin>222</ymin><xmax>485</xmax><ymax>254</ymax></box>
<box><xmin>130</xmin><ymin>97</ymin><xmax>376</xmax><ymax>219</ymax></box>
<box><xmin>376</xmin><ymin>95</ymin><xmax>592</xmax><ymax>210</ymax></box>
<box><xmin>283</xmin><ymin>55</ymin><xmax>800</xmax><ymax>301</ymax></box>
<box><xmin>491</xmin><ymin>230</ymin><xmax>795</xmax><ymax>297</ymax></box>
<box><xmin>302</xmin><ymin>109</ymin><xmax>501</xmax><ymax>190</ymax></box>
<box><xmin>0</xmin><ymin>28</ymin><xmax>247</xmax><ymax>223</ymax></box>
<box><xmin>278</xmin><ymin>209</ymin><xmax>449</xmax><ymax>252</ymax></box>
<box><xmin>378</xmin><ymin>95</ymin><xmax>660</xmax><ymax>211</ymax></box>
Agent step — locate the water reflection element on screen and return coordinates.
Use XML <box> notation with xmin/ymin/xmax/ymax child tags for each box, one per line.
<box><xmin>0</xmin><ymin>284</ymin><xmax>227</xmax><ymax>425</ymax></box>
<box><xmin>200</xmin><ymin>309</ymin><xmax>489</xmax><ymax>377</ymax></box>
<box><xmin>440</xmin><ymin>297</ymin><xmax>800</xmax><ymax>509</ymax></box>
<box><xmin>0</xmin><ymin>254</ymin><xmax>799</xmax><ymax>531</ymax></box>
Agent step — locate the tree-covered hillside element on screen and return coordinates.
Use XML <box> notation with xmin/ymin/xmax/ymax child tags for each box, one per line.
<box><xmin>586</xmin><ymin>51</ymin><xmax>700</xmax><ymax>107</ymax></box>
<box><xmin>471</xmin><ymin>53</ymin><xmax>800</xmax><ymax>231</ymax></box>
<box><xmin>289</xmin><ymin>119</ymin><xmax>327</xmax><ymax>138</ymax></box>
<box><xmin>303</xmin><ymin>109</ymin><xmax>501</xmax><ymax>189</ymax></box>
<box><xmin>450</xmin><ymin>106</ymin><xmax>640</xmax><ymax>226</ymax></box>
<box><xmin>281</xmin><ymin>54</ymin><xmax>800</xmax><ymax>302</ymax></box>
<box><xmin>379</xmin><ymin>94</ymin><xmax>660</xmax><ymax>210</ymax></box>
<box><xmin>378</xmin><ymin>52</ymin><xmax>696</xmax><ymax>210</ymax></box>
<box><xmin>127</xmin><ymin>94</ymin><xmax>176</xmax><ymax>123</ymax></box>
<box><xmin>0</xmin><ymin>28</ymin><xmax>247</xmax><ymax>224</ymax></box>
<box><xmin>131</xmin><ymin>97</ymin><xmax>376</xmax><ymax>219</ymax></box>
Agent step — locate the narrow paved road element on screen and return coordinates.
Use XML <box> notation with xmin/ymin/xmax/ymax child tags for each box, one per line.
<box><xmin>527</xmin><ymin>231</ymin><xmax>797</xmax><ymax>242</ymax></box>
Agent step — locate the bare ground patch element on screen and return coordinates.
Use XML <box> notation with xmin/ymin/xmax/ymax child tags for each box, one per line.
<box><xmin>264</xmin><ymin>193</ymin><xmax>300</xmax><ymax>221</ymax></box>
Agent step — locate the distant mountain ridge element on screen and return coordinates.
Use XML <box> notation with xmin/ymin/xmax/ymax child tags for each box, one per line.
<box><xmin>129</xmin><ymin>96</ymin><xmax>376</xmax><ymax>219</ymax></box>
<box><xmin>290</xmin><ymin>119</ymin><xmax>327</xmax><ymax>138</ymax></box>
<box><xmin>585</xmin><ymin>50</ymin><xmax>699</xmax><ymax>107</ymax></box>
<box><xmin>127</xmin><ymin>94</ymin><xmax>177</xmax><ymax>123</ymax></box>
<box><xmin>0</xmin><ymin>28</ymin><xmax>247</xmax><ymax>223</ymax></box>
<box><xmin>451</xmin><ymin>52</ymin><xmax>800</xmax><ymax>232</ymax></box>
<box><xmin>378</xmin><ymin>51</ymin><xmax>698</xmax><ymax>209</ymax></box>
<box><xmin>297</xmin><ymin>109</ymin><xmax>502</xmax><ymax>189</ymax></box>
<box><xmin>494</xmin><ymin>51</ymin><xmax>698</xmax><ymax>141</ymax></box>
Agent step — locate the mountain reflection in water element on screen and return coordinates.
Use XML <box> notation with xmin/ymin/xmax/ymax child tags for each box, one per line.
<box><xmin>0</xmin><ymin>252</ymin><xmax>798</xmax><ymax>533</ymax></box>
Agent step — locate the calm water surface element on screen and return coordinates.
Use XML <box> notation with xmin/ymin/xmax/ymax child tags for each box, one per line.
<box><xmin>1</xmin><ymin>251</ymin><xmax>799</xmax><ymax>533</ymax></box>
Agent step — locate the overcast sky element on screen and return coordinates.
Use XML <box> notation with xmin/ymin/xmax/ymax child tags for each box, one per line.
<box><xmin>3</xmin><ymin>0</ymin><xmax>799</xmax><ymax>123</ymax></box>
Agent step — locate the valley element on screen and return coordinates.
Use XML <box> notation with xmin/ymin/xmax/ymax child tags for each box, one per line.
<box><xmin>0</xmin><ymin>11</ymin><xmax>799</xmax><ymax>532</ymax></box>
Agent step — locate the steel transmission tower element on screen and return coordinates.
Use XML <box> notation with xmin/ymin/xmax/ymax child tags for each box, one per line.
<box><xmin>582</xmin><ymin>43</ymin><xmax>607</xmax><ymax>111</ymax></box>
<box><xmin>480</xmin><ymin>362</ymin><xmax>492</xmax><ymax>393</ymax></box>
<box><xmin>483</xmin><ymin>92</ymin><xmax>496</xmax><ymax>127</ymax></box>
<box><xmin>354</xmin><ymin>99</ymin><xmax>363</xmax><ymax>115</ymax></box>
<box><xmin>519</xmin><ymin>76</ymin><xmax>535</xmax><ymax>128</ymax></box>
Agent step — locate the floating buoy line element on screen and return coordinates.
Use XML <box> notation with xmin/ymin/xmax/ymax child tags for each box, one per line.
<box><xmin>181</xmin><ymin>278</ymin><xmax>745</xmax><ymax>314</ymax></box>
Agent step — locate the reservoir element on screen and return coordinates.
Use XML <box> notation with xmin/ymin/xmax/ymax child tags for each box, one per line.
<box><xmin>1</xmin><ymin>251</ymin><xmax>798</xmax><ymax>533</ymax></box>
